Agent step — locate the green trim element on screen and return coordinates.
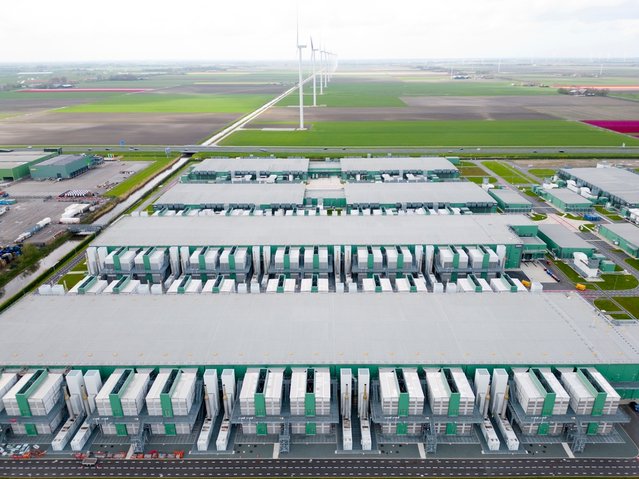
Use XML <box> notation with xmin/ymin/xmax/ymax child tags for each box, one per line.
<box><xmin>16</xmin><ymin>369</ymin><xmax>48</xmax><ymax>417</ymax></box>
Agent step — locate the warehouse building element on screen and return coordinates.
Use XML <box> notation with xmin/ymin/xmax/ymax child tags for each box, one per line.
<box><xmin>598</xmin><ymin>223</ymin><xmax>639</xmax><ymax>258</ymax></box>
<box><xmin>0</xmin><ymin>149</ymin><xmax>59</xmax><ymax>181</ymax></box>
<box><xmin>155</xmin><ymin>183</ymin><xmax>307</xmax><ymax>210</ymax></box>
<box><xmin>558</xmin><ymin>167</ymin><xmax>639</xmax><ymax>209</ymax></box>
<box><xmin>338</xmin><ymin>157</ymin><xmax>459</xmax><ymax>181</ymax></box>
<box><xmin>488</xmin><ymin>188</ymin><xmax>533</xmax><ymax>213</ymax></box>
<box><xmin>0</xmin><ymin>293</ymin><xmax>636</xmax><ymax>454</ymax></box>
<box><xmin>539</xmin><ymin>188</ymin><xmax>593</xmax><ymax>213</ymax></box>
<box><xmin>537</xmin><ymin>224</ymin><xmax>596</xmax><ymax>259</ymax></box>
<box><xmin>30</xmin><ymin>154</ymin><xmax>100</xmax><ymax>180</ymax></box>
<box><xmin>342</xmin><ymin>182</ymin><xmax>496</xmax><ymax>212</ymax></box>
<box><xmin>185</xmin><ymin>157</ymin><xmax>310</xmax><ymax>183</ymax></box>
<box><xmin>182</xmin><ymin>156</ymin><xmax>459</xmax><ymax>184</ymax></box>
<box><xmin>155</xmin><ymin>180</ymin><xmax>494</xmax><ymax>214</ymax></box>
<box><xmin>84</xmin><ymin>214</ymin><xmax>539</xmax><ymax>288</ymax></box>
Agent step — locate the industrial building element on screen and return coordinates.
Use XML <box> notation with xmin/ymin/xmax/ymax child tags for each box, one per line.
<box><xmin>155</xmin><ymin>183</ymin><xmax>307</xmax><ymax>210</ymax></box>
<box><xmin>0</xmin><ymin>149</ymin><xmax>59</xmax><ymax>181</ymax></box>
<box><xmin>181</xmin><ymin>156</ymin><xmax>460</xmax><ymax>184</ymax></box>
<box><xmin>539</xmin><ymin>188</ymin><xmax>593</xmax><ymax>213</ymax></box>
<box><xmin>0</xmin><ymin>293</ymin><xmax>637</xmax><ymax>454</ymax></box>
<box><xmin>338</xmin><ymin>157</ymin><xmax>459</xmax><ymax>181</ymax></box>
<box><xmin>598</xmin><ymin>223</ymin><xmax>639</xmax><ymax>258</ymax></box>
<box><xmin>154</xmin><ymin>180</ymin><xmax>494</xmax><ymax>213</ymax></box>
<box><xmin>82</xmin><ymin>214</ymin><xmax>543</xmax><ymax>290</ymax></box>
<box><xmin>185</xmin><ymin>158</ymin><xmax>310</xmax><ymax>183</ymax></box>
<box><xmin>29</xmin><ymin>154</ymin><xmax>99</xmax><ymax>180</ymax></box>
<box><xmin>537</xmin><ymin>224</ymin><xmax>596</xmax><ymax>259</ymax></box>
<box><xmin>558</xmin><ymin>167</ymin><xmax>639</xmax><ymax>209</ymax></box>
<box><xmin>488</xmin><ymin>188</ymin><xmax>533</xmax><ymax>213</ymax></box>
<box><xmin>342</xmin><ymin>182</ymin><xmax>496</xmax><ymax>212</ymax></box>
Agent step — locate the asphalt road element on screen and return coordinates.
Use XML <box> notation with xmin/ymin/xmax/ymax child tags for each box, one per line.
<box><xmin>2</xmin><ymin>457</ymin><xmax>639</xmax><ymax>478</ymax></box>
<box><xmin>6</xmin><ymin>145</ymin><xmax>639</xmax><ymax>156</ymax></box>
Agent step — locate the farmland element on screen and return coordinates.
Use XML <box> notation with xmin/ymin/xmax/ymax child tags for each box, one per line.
<box><xmin>223</xmin><ymin>120</ymin><xmax>639</xmax><ymax>147</ymax></box>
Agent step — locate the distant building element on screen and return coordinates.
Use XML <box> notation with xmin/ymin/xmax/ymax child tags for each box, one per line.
<box><xmin>0</xmin><ymin>149</ymin><xmax>60</xmax><ymax>181</ymax></box>
<box><xmin>30</xmin><ymin>154</ymin><xmax>100</xmax><ymax>180</ymax></box>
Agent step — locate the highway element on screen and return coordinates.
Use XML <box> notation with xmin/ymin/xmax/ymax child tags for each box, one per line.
<box><xmin>6</xmin><ymin>145</ymin><xmax>639</xmax><ymax>156</ymax></box>
<box><xmin>2</xmin><ymin>457</ymin><xmax>639</xmax><ymax>477</ymax></box>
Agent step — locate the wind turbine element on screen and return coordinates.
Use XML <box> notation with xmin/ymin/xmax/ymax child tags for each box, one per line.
<box><xmin>296</xmin><ymin>20</ymin><xmax>306</xmax><ymax>129</ymax></box>
<box><xmin>322</xmin><ymin>49</ymin><xmax>328</xmax><ymax>88</ymax></box>
<box><xmin>310</xmin><ymin>37</ymin><xmax>318</xmax><ymax>107</ymax></box>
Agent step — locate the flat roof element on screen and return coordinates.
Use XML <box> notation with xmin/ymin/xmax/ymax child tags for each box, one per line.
<box><xmin>0</xmin><ymin>150</ymin><xmax>53</xmax><ymax>168</ymax></box>
<box><xmin>92</xmin><ymin>214</ymin><xmax>530</xmax><ymax>247</ymax></box>
<box><xmin>1</xmin><ymin>293</ymin><xmax>637</xmax><ymax>367</ymax></box>
<box><xmin>344</xmin><ymin>182</ymin><xmax>496</xmax><ymax>205</ymax></box>
<box><xmin>543</xmin><ymin>188</ymin><xmax>592</xmax><ymax>205</ymax></box>
<box><xmin>600</xmin><ymin>223</ymin><xmax>639</xmax><ymax>246</ymax></box>
<box><xmin>156</xmin><ymin>183</ymin><xmax>306</xmax><ymax>206</ymax></box>
<box><xmin>538</xmin><ymin>224</ymin><xmax>595</xmax><ymax>250</ymax></box>
<box><xmin>340</xmin><ymin>157</ymin><xmax>458</xmax><ymax>173</ymax></box>
<box><xmin>489</xmin><ymin>188</ymin><xmax>532</xmax><ymax>206</ymax></box>
<box><xmin>560</xmin><ymin>167</ymin><xmax>639</xmax><ymax>205</ymax></box>
<box><xmin>35</xmin><ymin>154</ymin><xmax>87</xmax><ymax>167</ymax></box>
<box><xmin>192</xmin><ymin>158</ymin><xmax>309</xmax><ymax>174</ymax></box>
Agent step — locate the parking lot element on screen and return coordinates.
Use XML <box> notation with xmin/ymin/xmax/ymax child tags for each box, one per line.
<box><xmin>1</xmin><ymin>160</ymin><xmax>150</xmax><ymax>198</ymax></box>
<box><xmin>0</xmin><ymin>199</ymin><xmax>70</xmax><ymax>244</ymax></box>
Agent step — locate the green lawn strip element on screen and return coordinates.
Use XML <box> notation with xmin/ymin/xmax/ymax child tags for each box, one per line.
<box><xmin>523</xmin><ymin>188</ymin><xmax>541</xmax><ymax>199</ymax></box>
<box><xmin>482</xmin><ymin>161</ymin><xmax>535</xmax><ymax>185</ymax></box>
<box><xmin>530</xmin><ymin>213</ymin><xmax>547</xmax><ymax>221</ymax></box>
<box><xmin>610</xmin><ymin>297</ymin><xmax>639</xmax><ymax>318</ymax></box>
<box><xmin>62</xmin><ymin>93</ymin><xmax>273</xmax><ymax>113</ymax></box>
<box><xmin>459</xmin><ymin>166</ymin><xmax>488</xmax><ymax>176</ymax></box>
<box><xmin>464</xmin><ymin>176</ymin><xmax>497</xmax><ymax>185</ymax></box>
<box><xmin>597</xmin><ymin>273</ymin><xmax>639</xmax><ymax>290</ymax></box>
<box><xmin>594</xmin><ymin>298</ymin><xmax>622</xmax><ymax>313</ymax></box>
<box><xmin>610</xmin><ymin>313</ymin><xmax>632</xmax><ymax>319</ymax></box>
<box><xmin>71</xmin><ymin>260</ymin><xmax>88</xmax><ymax>272</ymax></box>
<box><xmin>562</xmin><ymin>213</ymin><xmax>583</xmax><ymax>221</ymax></box>
<box><xmin>105</xmin><ymin>157</ymin><xmax>178</xmax><ymax>200</ymax></box>
<box><xmin>528</xmin><ymin>168</ymin><xmax>557</xmax><ymax>178</ymax></box>
<box><xmin>626</xmin><ymin>258</ymin><xmax>639</xmax><ymax>270</ymax></box>
<box><xmin>549</xmin><ymin>259</ymin><xmax>593</xmax><ymax>287</ymax></box>
<box><xmin>57</xmin><ymin>272</ymin><xmax>88</xmax><ymax>290</ymax></box>
<box><xmin>224</xmin><ymin>120</ymin><xmax>639</xmax><ymax>147</ymax></box>
<box><xmin>593</xmin><ymin>205</ymin><xmax>625</xmax><ymax>221</ymax></box>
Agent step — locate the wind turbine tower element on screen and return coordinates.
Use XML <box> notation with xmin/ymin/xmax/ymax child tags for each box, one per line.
<box><xmin>296</xmin><ymin>25</ymin><xmax>307</xmax><ymax>129</ymax></box>
<box><xmin>311</xmin><ymin>37</ymin><xmax>318</xmax><ymax>107</ymax></box>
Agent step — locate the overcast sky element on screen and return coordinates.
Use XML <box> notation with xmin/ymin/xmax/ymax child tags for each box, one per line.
<box><xmin>2</xmin><ymin>0</ymin><xmax>638</xmax><ymax>63</ymax></box>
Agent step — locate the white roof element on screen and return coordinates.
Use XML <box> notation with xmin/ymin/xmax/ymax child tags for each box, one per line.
<box><xmin>560</xmin><ymin>167</ymin><xmax>639</xmax><ymax>205</ymax></box>
<box><xmin>265</xmin><ymin>368</ymin><xmax>284</xmax><ymax>401</ymax></box>
<box><xmin>340</xmin><ymin>157</ymin><xmax>458</xmax><ymax>173</ymax></box>
<box><xmin>543</xmin><ymin>188</ymin><xmax>592</xmax><ymax>205</ymax></box>
<box><xmin>403</xmin><ymin>369</ymin><xmax>424</xmax><ymax>400</ymax></box>
<box><xmin>451</xmin><ymin>369</ymin><xmax>474</xmax><ymax>399</ymax></box>
<box><xmin>379</xmin><ymin>369</ymin><xmax>399</xmax><ymax>400</ymax></box>
<box><xmin>29</xmin><ymin>373</ymin><xmax>61</xmax><ymax>401</ymax></box>
<box><xmin>157</xmin><ymin>183</ymin><xmax>306</xmax><ymax>207</ymax></box>
<box><xmin>601</xmin><ymin>223</ymin><xmax>639</xmax><ymax>246</ymax></box>
<box><xmin>562</xmin><ymin>372</ymin><xmax>594</xmax><ymax>400</ymax></box>
<box><xmin>588</xmin><ymin>369</ymin><xmax>621</xmax><ymax>400</ymax></box>
<box><xmin>2</xmin><ymin>293</ymin><xmax>639</xmax><ymax>367</ymax></box>
<box><xmin>121</xmin><ymin>372</ymin><xmax>149</xmax><ymax>400</ymax></box>
<box><xmin>173</xmin><ymin>370</ymin><xmax>197</xmax><ymax>400</ymax></box>
<box><xmin>96</xmin><ymin>370</ymin><xmax>125</xmax><ymax>400</ymax></box>
<box><xmin>290</xmin><ymin>368</ymin><xmax>307</xmax><ymax>400</ymax></box>
<box><xmin>515</xmin><ymin>371</ymin><xmax>544</xmax><ymax>400</ymax></box>
<box><xmin>240</xmin><ymin>369</ymin><xmax>259</xmax><ymax>400</ymax></box>
<box><xmin>146</xmin><ymin>371</ymin><xmax>170</xmax><ymax>400</ymax></box>
<box><xmin>538</xmin><ymin>224</ymin><xmax>595</xmax><ymax>250</ymax></box>
<box><xmin>425</xmin><ymin>371</ymin><xmax>450</xmax><ymax>399</ymax></box>
<box><xmin>92</xmin><ymin>214</ymin><xmax>529</xmax><ymax>248</ymax></box>
<box><xmin>489</xmin><ymin>188</ymin><xmax>532</xmax><ymax>206</ymax></box>
<box><xmin>344</xmin><ymin>181</ymin><xmax>495</xmax><ymax>205</ymax></box>
<box><xmin>192</xmin><ymin>157</ymin><xmax>309</xmax><ymax>174</ymax></box>
<box><xmin>539</xmin><ymin>369</ymin><xmax>570</xmax><ymax>400</ymax></box>
<box><xmin>4</xmin><ymin>373</ymin><xmax>34</xmax><ymax>400</ymax></box>
<box><xmin>0</xmin><ymin>373</ymin><xmax>17</xmax><ymax>392</ymax></box>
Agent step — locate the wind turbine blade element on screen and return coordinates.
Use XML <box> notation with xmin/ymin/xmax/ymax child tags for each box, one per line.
<box><xmin>310</xmin><ymin>36</ymin><xmax>314</xmax><ymax>52</ymax></box>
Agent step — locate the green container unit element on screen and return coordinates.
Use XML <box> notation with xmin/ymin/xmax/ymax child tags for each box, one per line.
<box><xmin>159</xmin><ymin>369</ymin><xmax>181</xmax><ymax>435</ymax></box>
<box><xmin>290</xmin><ymin>368</ymin><xmax>331</xmax><ymax>436</ymax></box>
<box><xmin>395</xmin><ymin>369</ymin><xmax>410</xmax><ymax>435</ymax></box>
<box><xmin>254</xmin><ymin>369</ymin><xmax>268</xmax><ymax>436</ymax></box>
<box><xmin>76</xmin><ymin>276</ymin><xmax>98</xmax><ymax>295</ymax></box>
<box><xmin>15</xmin><ymin>369</ymin><xmax>48</xmax><ymax>419</ymax></box>
<box><xmin>109</xmin><ymin>369</ymin><xmax>134</xmax><ymax>436</ymax></box>
<box><xmin>112</xmin><ymin>275</ymin><xmax>132</xmax><ymax>294</ymax></box>
<box><xmin>443</xmin><ymin>369</ymin><xmax>460</xmax><ymax>435</ymax></box>
<box><xmin>577</xmin><ymin>369</ymin><xmax>608</xmax><ymax>436</ymax></box>
<box><xmin>530</xmin><ymin>369</ymin><xmax>556</xmax><ymax>435</ymax></box>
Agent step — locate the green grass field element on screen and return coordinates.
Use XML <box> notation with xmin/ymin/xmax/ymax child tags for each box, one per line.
<box><xmin>278</xmin><ymin>81</ymin><xmax>556</xmax><ymax>108</ymax></box>
<box><xmin>482</xmin><ymin>161</ymin><xmax>537</xmax><ymax>184</ymax></box>
<box><xmin>594</xmin><ymin>205</ymin><xmax>625</xmax><ymax>222</ymax></box>
<box><xmin>528</xmin><ymin>168</ymin><xmax>557</xmax><ymax>178</ymax></box>
<box><xmin>62</xmin><ymin>93</ymin><xmax>273</xmax><ymax>113</ymax></box>
<box><xmin>105</xmin><ymin>157</ymin><xmax>176</xmax><ymax>199</ymax></box>
<box><xmin>225</xmin><ymin>120</ymin><xmax>639</xmax><ymax>147</ymax></box>
<box><xmin>595</xmin><ymin>297</ymin><xmax>639</xmax><ymax>319</ymax></box>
